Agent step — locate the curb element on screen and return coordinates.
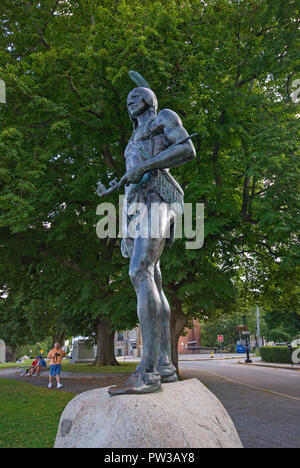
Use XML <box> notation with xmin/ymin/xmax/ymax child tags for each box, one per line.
<box><xmin>239</xmin><ymin>361</ymin><xmax>300</xmax><ymax>371</ymax></box>
<box><xmin>35</xmin><ymin>371</ymin><xmax>130</xmax><ymax>380</ymax></box>
<box><xmin>179</xmin><ymin>356</ymin><xmax>255</xmax><ymax>362</ymax></box>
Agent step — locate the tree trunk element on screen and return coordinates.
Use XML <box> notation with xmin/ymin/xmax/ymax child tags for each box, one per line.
<box><xmin>6</xmin><ymin>345</ymin><xmax>17</xmax><ymax>362</ymax></box>
<box><xmin>94</xmin><ymin>316</ymin><xmax>119</xmax><ymax>366</ymax></box>
<box><xmin>52</xmin><ymin>330</ymin><xmax>65</xmax><ymax>348</ymax></box>
<box><xmin>170</xmin><ymin>299</ymin><xmax>188</xmax><ymax>376</ymax></box>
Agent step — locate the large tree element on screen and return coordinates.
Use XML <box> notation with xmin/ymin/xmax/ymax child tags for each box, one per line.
<box><xmin>0</xmin><ymin>0</ymin><xmax>299</xmax><ymax>368</ymax></box>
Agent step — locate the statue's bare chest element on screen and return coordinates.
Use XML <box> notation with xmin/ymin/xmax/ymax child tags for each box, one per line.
<box><xmin>125</xmin><ymin>122</ymin><xmax>168</xmax><ymax>170</ymax></box>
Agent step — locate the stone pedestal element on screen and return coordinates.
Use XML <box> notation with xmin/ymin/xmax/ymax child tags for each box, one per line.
<box><xmin>0</xmin><ymin>339</ymin><xmax>5</xmax><ymax>363</ymax></box>
<box><xmin>71</xmin><ymin>340</ymin><xmax>95</xmax><ymax>364</ymax></box>
<box><xmin>54</xmin><ymin>378</ymin><xmax>242</xmax><ymax>448</ymax></box>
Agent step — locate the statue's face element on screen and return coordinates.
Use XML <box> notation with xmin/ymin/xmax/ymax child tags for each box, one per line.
<box><xmin>127</xmin><ymin>90</ymin><xmax>148</xmax><ymax>118</ymax></box>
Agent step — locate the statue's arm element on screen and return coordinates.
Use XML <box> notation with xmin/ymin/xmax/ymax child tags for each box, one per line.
<box><xmin>144</xmin><ymin>109</ymin><xmax>195</xmax><ymax>171</ymax></box>
<box><xmin>124</xmin><ymin>110</ymin><xmax>196</xmax><ymax>184</ymax></box>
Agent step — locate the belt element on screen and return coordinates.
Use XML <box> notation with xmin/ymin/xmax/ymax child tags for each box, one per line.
<box><xmin>127</xmin><ymin>169</ymin><xmax>184</xmax><ymax>215</ymax></box>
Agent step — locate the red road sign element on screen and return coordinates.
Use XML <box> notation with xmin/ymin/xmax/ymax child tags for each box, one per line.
<box><xmin>218</xmin><ymin>335</ymin><xmax>224</xmax><ymax>342</ymax></box>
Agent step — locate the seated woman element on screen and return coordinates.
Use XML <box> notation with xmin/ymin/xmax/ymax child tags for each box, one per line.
<box><xmin>27</xmin><ymin>357</ymin><xmax>40</xmax><ymax>376</ymax></box>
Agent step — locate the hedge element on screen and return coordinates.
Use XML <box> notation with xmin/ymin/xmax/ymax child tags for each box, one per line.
<box><xmin>259</xmin><ymin>346</ymin><xmax>296</xmax><ymax>364</ymax></box>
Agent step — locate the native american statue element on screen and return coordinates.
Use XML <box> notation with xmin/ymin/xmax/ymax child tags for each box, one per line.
<box><xmin>98</xmin><ymin>71</ymin><xmax>196</xmax><ymax>395</ymax></box>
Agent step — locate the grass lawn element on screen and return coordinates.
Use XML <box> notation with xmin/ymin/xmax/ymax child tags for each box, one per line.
<box><xmin>0</xmin><ymin>362</ymin><xmax>22</xmax><ymax>369</ymax></box>
<box><xmin>0</xmin><ymin>378</ymin><xmax>75</xmax><ymax>448</ymax></box>
<box><xmin>0</xmin><ymin>360</ymin><xmax>138</xmax><ymax>374</ymax></box>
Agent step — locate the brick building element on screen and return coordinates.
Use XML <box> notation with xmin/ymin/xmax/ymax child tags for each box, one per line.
<box><xmin>114</xmin><ymin>320</ymin><xmax>202</xmax><ymax>358</ymax></box>
<box><xmin>114</xmin><ymin>326</ymin><xmax>142</xmax><ymax>357</ymax></box>
<box><xmin>177</xmin><ymin>320</ymin><xmax>202</xmax><ymax>354</ymax></box>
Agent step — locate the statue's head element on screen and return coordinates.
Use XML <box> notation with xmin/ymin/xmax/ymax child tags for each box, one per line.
<box><xmin>127</xmin><ymin>71</ymin><xmax>158</xmax><ymax>129</ymax></box>
<box><xmin>127</xmin><ymin>87</ymin><xmax>158</xmax><ymax>123</ymax></box>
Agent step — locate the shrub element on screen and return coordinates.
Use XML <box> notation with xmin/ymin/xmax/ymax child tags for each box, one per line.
<box><xmin>260</xmin><ymin>346</ymin><xmax>295</xmax><ymax>364</ymax></box>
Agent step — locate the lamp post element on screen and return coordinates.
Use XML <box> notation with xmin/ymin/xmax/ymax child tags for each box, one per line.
<box><xmin>256</xmin><ymin>306</ymin><xmax>261</xmax><ymax>349</ymax></box>
<box><xmin>287</xmin><ymin>343</ymin><xmax>293</xmax><ymax>368</ymax></box>
<box><xmin>242</xmin><ymin>315</ymin><xmax>252</xmax><ymax>363</ymax></box>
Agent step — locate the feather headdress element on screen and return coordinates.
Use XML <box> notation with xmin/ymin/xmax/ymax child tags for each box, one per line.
<box><xmin>128</xmin><ymin>70</ymin><xmax>150</xmax><ymax>89</ymax></box>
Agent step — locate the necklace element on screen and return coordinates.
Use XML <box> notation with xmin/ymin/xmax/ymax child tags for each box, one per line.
<box><xmin>130</xmin><ymin>114</ymin><xmax>156</xmax><ymax>160</ymax></box>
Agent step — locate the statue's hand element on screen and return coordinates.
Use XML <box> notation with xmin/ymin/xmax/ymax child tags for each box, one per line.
<box><xmin>124</xmin><ymin>165</ymin><xmax>144</xmax><ymax>185</ymax></box>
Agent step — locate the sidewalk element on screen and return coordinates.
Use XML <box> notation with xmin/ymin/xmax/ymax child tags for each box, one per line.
<box><xmin>1</xmin><ymin>368</ymin><xmax>128</xmax><ymax>394</ymax></box>
<box><xmin>178</xmin><ymin>352</ymin><xmax>256</xmax><ymax>361</ymax></box>
<box><xmin>239</xmin><ymin>358</ymin><xmax>300</xmax><ymax>371</ymax></box>
<box><xmin>116</xmin><ymin>353</ymin><xmax>257</xmax><ymax>362</ymax></box>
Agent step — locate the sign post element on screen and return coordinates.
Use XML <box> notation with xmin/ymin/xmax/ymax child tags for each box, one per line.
<box><xmin>218</xmin><ymin>335</ymin><xmax>224</xmax><ymax>358</ymax></box>
<box><xmin>287</xmin><ymin>343</ymin><xmax>293</xmax><ymax>368</ymax></box>
<box><xmin>242</xmin><ymin>315</ymin><xmax>252</xmax><ymax>363</ymax></box>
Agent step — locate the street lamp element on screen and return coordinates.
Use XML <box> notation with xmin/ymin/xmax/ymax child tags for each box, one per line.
<box><xmin>242</xmin><ymin>315</ymin><xmax>252</xmax><ymax>364</ymax></box>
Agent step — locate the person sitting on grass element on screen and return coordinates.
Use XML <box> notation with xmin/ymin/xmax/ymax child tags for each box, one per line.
<box><xmin>32</xmin><ymin>356</ymin><xmax>47</xmax><ymax>377</ymax></box>
<box><xmin>25</xmin><ymin>357</ymin><xmax>39</xmax><ymax>377</ymax></box>
<box><xmin>16</xmin><ymin>358</ymin><xmax>39</xmax><ymax>377</ymax></box>
<box><xmin>16</xmin><ymin>357</ymin><xmax>42</xmax><ymax>377</ymax></box>
<box><xmin>38</xmin><ymin>356</ymin><xmax>47</xmax><ymax>370</ymax></box>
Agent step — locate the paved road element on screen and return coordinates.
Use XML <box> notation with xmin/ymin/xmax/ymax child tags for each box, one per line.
<box><xmin>2</xmin><ymin>361</ymin><xmax>300</xmax><ymax>448</ymax></box>
<box><xmin>180</xmin><ymin>359</ymin><xmax>300</xmax><ymax>448</ymax></box>
<box><xmin>179</xmin><ymin>358</ymin><xmax>300</xmax><ymax>399</ymax></box>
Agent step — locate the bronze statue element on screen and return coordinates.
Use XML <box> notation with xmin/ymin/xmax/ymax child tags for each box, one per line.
<box><xmin>99</xmin><ymin>72</ymin><xmax>196</xmax><ymax>395</ymax></box>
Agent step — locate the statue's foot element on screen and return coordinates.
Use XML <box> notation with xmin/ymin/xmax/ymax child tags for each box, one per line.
<box><xmin>159</xmin><ymin>364</ymin><xmax>178</xmax><ymax>383</ymax></box>
<box><xmin>108</xmin><ymin>369</ymin><xmax>161</xmax><ymax>396</ymax></box>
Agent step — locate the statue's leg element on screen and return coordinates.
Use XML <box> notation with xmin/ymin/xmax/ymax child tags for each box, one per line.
<box><xmin>108</xmin><ymin>235</ymin><xmax>164</xmax><ymax>396</ymax></box>
<box><xmin>155</xmin><ymin>263</ymin><xmax>178</xmax><ymax>383</ymax></box>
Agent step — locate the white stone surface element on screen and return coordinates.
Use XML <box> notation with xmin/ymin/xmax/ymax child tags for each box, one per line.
<box><xmin>54</xmin><ymin>378</ymin><xmax>243</xmax><ymax>448</ymax></box>
<box><xmin>0</xmin><ymin>339</ymin><xmax>5</xmax><ymax>363</ymax></box>
<box><xmin>71</xmin><ymin>340</ymin><xmax>95</xmax><ymax>364</ymax></box>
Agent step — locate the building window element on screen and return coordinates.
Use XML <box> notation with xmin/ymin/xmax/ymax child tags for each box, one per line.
<box><xmin>118</xmin><ymin>332</ymin><xmax>124</xmax><ymax>342</ymax></box>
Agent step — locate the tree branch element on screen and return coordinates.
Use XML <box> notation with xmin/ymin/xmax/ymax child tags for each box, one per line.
<box><xmin>256</xmin><ymin>25</ymin><xmax>279</xmax><ymax>37</ymax></box>
<box><xmin>102</xmin><ymin>144</ymin><xmax>116</xmax><ymax>170</ymax></box>
<box><xmin>23</xmin><ymin>1</ymin><xmax>51</xmax><ymax>50</ymax></box>
<box><xmin>211</xmin><ymin>110</ymin><xmax>225</xmax><ymax>194</ymax></box>
<box><xmin>39</xmin><ymin>247</ymin><xmax>96</xmax><ymax>281</ymax></box>
<box><xmin>67</xmin><ymin>74</ymin><xmax>105</xmax><ymax>121</ymax></box>
<box><xmin>236</xmin><ymin>74</ymin><xmax>257</xmax><ymax>88</ymax></box>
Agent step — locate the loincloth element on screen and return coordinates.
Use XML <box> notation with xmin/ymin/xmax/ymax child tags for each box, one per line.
<box><xmin>121</xmin><ymin>170</ymin><xmax>184</xmax><ymax>258</ymax></box>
